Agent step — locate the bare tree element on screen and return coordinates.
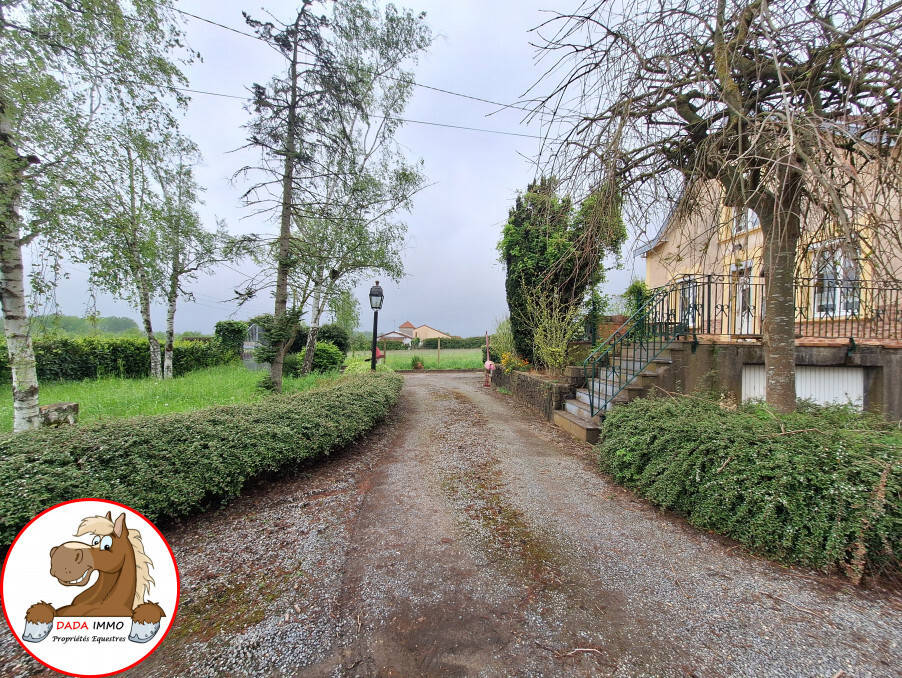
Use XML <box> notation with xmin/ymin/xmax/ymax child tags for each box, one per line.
<box><xmin>529</xmin><ymin>0</ymin><xmax>902</xmax><ymax>411</ymax></box>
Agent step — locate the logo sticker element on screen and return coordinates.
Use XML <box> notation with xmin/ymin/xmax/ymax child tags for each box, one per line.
<box><xmin>1</xmin><ymin>499</ymin><xmax>180</xmax><ymax>677</ymax></box>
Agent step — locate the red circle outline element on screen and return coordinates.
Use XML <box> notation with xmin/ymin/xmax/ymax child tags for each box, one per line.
<box><xmin>1</xmin><ymin>498</ymin><xmax>180</xmax><ymax>677</ymax></box>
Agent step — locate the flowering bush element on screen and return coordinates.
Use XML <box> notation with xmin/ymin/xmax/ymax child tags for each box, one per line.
<box><xmin>500</xmin><ymin>352</ymin><xmax>529</xmax><ymax>374</ymax></box>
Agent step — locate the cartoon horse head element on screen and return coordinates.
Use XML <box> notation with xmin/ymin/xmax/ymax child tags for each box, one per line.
<box><xmin>23</xmin><ymin>512</ymin><xmax>165</xmax><ymax>644</ymax></box>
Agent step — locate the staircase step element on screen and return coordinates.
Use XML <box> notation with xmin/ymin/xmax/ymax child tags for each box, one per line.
<box><xmin>553</xmin><ymin>409</ymin><xmax>601</xmax><ymax>444</ymax></box>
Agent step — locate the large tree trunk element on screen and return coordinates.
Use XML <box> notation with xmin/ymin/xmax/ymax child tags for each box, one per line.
<box><xmin>163</xmin><ymin>274</ymin><xmax>177</xmax><ymax>379</ymax></box>
<box><xmin>301</xmin><ymin>279</ymin><xmax>325</xmax><ymax>375</ymax></box>
<box><xmin>269</xmin><ymin>26</ymin><xmax>302</xmax><ymax>394</ymax></box>
<box><xmin>0</xmin><ymin>101</ymin><xmax>41</xmax><ymax>432</ymax></box>
<box><xmin>760</xmin><ymin>168</ymin><xmax>803</xmax><ymax>413</ymax></box>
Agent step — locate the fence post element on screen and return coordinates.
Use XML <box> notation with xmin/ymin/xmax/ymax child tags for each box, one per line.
<box><xmin>706</xmin><ymin>274</ymin><xmax>712</xmax><ymax>334</ymax></box>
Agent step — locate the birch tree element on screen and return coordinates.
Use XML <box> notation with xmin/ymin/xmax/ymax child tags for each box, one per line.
<box><xmin>0</xmin><ymin>0</ymin><xmax>190</xmax><ymax>430</ymax></box>
<box><xmin>79</xmin><ymin>122</ymin><xmax>168</xmax><ymax>378</ymax></box>
<box><xmin>154</xmin><ymin>150</ymin><xmax>225</xmax><ymax>378</ymax></box>
<box><xmin>530</xmin><ymin>0</ymin><xmax>902</xmax><ymax>412</ymax></box>
<box><xmin>295</xmin><ymin>0</ymin><xmax>429</xmax><ymax>374</ymax></box>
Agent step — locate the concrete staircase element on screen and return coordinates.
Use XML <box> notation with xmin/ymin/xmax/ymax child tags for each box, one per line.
<box><xmin>553</xmin><ymin>343</ymin><xmax>684</xmax><ymax>444</ymax></box>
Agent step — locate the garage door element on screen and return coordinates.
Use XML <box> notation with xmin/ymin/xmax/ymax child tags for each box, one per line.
<box><xmin>741</xmin><ymin>365</ymin><xmax>864</xmax><ymax>408</ymax></box>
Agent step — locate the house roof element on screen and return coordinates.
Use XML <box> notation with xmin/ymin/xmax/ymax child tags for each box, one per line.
<box><xmin>415</xmin><ymin>324</ymin><xmax>453</xmax><ymax>337</ymax></box>
<box><xmin>399</xmin><ymin>321</ymin><xmax>415</xmax><ymax>328</ymax></box>
<box><xmin>378</xmin><ymin>331</ymin><xmax>409</xmax><ymax>340</ymax></box>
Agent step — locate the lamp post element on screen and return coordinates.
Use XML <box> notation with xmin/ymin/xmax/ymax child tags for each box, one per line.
<box><xmin>369</xmin><ymin>281</ymin><xmax>384</xmax><ymax>371</ymax></box>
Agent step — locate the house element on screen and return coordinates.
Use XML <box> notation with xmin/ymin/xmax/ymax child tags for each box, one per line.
<box><xmin>377</xmin><ymin>330</ymin><xmax>411</xmax><ymax>345</ymax></box>
<box><xmin>554</xmin><ymin>180</ymin><xmax>902</xmax><ymax>442</ymax></box>
<box><xmin>393</xmin><ymin>321</ymin><xmax>455</xmax><ymax>342</ymax></box>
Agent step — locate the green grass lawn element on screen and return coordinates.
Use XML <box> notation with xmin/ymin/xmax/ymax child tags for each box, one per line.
<box><xmin>349</xmin><ymin>347</ymin><xmax>483</xmax><ymax>370</ymax></box>
<box><xmin>0</xmin><ymin>364</ymin><xmax>339</xmax><ymax>433</ymax></box>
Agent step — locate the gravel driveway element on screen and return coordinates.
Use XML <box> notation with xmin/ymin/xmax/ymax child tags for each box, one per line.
<box><xmin>1</xmin><ymin>372</ymin><xmax>899</xmax><ymax>677</ymax></box>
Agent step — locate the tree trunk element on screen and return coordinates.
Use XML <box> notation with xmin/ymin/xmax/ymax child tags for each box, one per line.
<box><xmin>301</xmin><ymin>279</ymin><xmax>324</xmax><ymax>375</ymax></box>
<box><xmin>163</xmin><ymin>275</ymin><xmax>177</xmax><ymax>379</ymax></box>
<box><xmin>760</xmin><ymin>169</ymin><xmax>803</xmax><ymax>413</ymax></box>
<box><xmin>0</xmin><ymin>100</ymin><xmax>41</xmax><ymax>432</ymax></box>
<box><xmin>137</xmin><ymin>284</ymin><xmax>161</xmax><ymax>379</ymax></box>
<box><xmin>269</xmin><ymin>25</ymin><xmax>301</xmax><ymax>394</ymax></box>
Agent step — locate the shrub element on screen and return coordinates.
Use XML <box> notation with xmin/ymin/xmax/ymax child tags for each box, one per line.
<box><xmin>316</xmin><ymin>324</ymin><xmax>350</xmax><ymax>355</ymax></box>
<box><xmin>0</xmin><ymin>336</ymin><xmax>232</xmax><ymax>382</ymax></box>
<box><xmin>596</xmin><ymin>395</ymin><xmax>901</xmax><ymax>582</ymax></box>
<box><xmin>379</xmin><ymin>340</ymin><xmax>406</xmax><ymax>351</ymax></box>
<box><xmin>214</xmin><ymin>320</ymin><xmax>249</xmax><ymax>358</ymax></box>
<box><xmin>410</xmin><ymin>355</ymin><xmax>424</xmax><ymax>369</ymax></box>
<box><xmin>0</xmin><ymin>372</ymin><xmax>403</xmax><ymax>546</ymax></box>
<box><xmin>297</xmin><ymin>341</ymin><xmax>344</xmax><ymax>373</ymax></box>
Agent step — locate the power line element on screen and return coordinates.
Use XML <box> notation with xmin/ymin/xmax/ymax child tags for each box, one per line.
<box><xmin>148</xmin><ymin>78</ymin><xmax>543</xmax><ymax>139</ymax></box>
<box><xmin>171</xmin><ymin>6</ymin><xmax>536</xmax><ymax>115</ymax></box>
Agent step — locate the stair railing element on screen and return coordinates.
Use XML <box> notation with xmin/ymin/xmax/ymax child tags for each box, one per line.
<box><xmin>583</xmin><ymin>279</ymin><xmax>692</xmax><ymax>417</ymax></box>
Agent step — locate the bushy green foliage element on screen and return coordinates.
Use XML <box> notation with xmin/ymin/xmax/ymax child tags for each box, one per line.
<box><xmin>379</xmin><ymin>339</ymin><xmax>407</xmax><ymax>350</ymax></box>
<box><xmin>597</xmin><ymin>396</ymin><xmax>901</xmax><ymax>581</ymax></box>
<box><xmin>249</xmin><ymin>311</ymin><xmax>303</xmax><ymax>364</ymax></box>
<box><xmin>410</xmin><ymin>354</ymin><xmax>424</xmax><ymax>369</ymax></box>
<box><xmin>0</xmin><ymin>336</ymin><xmax>232</xmax><ymax>383</ymax></box>
<box><xmin>316</xmin><ymin>324</ymin><xmax>350</xmax><ymax>354</ymax></box>
<box><xmin>623</xmin><ymin>279</ymin><xmax>652</xmax><ymax>315</ymax></box>
<box><xmin>350</xmin><ymin>330</ymin><xmax>373</xmax><ymax>352</ymax></box>
<box><xmin>499</xmin><ymin>178</ymin><xmax>626</xmax><ymax>363</ymax></box>
<box><xmin>0</xmin><ymin>372</ymin><xmax>403</xmax><ymax>546</ymax></box>
<box><xmin>214</xmin><ymin>320</ymin><xmax>249</xmax><ymax>357</ymax></box>
<box><xmin>297</xmin><ymin>341</ymin><xmax>344</xmax><ymax>373</ymax></box>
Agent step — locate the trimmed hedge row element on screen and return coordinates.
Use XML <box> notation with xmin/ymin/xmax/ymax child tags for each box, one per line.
<box><xmin>420</xmin><ymin>336</ymin><xmax>482</xmax><ymax>349</ymax></box>
<box><xmin>0</xmin><ymin>336</ymin><xmax>234</xmax><ymax>382</ymax></box>
<box><xmin>0</xmin><ymin>372</ymin><xmax>403</xmax><ymax>545</ymax></box>
<box><xmin>597</xmin><ymin>396</ymin><xmax>901</xmax><ymax>581</ymax></box>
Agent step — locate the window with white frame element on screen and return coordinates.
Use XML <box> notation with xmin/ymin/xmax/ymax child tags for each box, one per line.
<box><xmin>813</xmin><ymin>243</ymin><xmax>860</xmax><ymax>316</ymax></box>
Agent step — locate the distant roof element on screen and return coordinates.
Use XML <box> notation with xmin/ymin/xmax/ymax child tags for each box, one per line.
<box><xmin>399</xmin><ymin>321</ymin><xmax>415</xmax><ymax>328</ymax></box>
<box><xmin>415</xmin><ymin>324</ymin><xmax>452</xmax><ymax>336</ymax></box>
<box><xmin>378</xmin><ymin>331</ymin><xmax>409</xmax><ymax>340</ymax></box>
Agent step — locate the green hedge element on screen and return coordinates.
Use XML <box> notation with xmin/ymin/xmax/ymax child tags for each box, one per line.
<box><xmin>379</xmin><ymin>339</ymin><xmax>407</xmax><ymax>351</ymax></box>
<box><xmin>0</xmin><ymin>336</ymin><xmax>233</xmax><ymax>383</ymax></box>
<box><xmin>597</xmin><ymin>396</ymin><xmax>901</xmax><ymax>581</ymax></box>
<box><xmin>214</xmin><ymin>320</ymin><xmax>249</xmax><ymax>358</ymax></box>
<box><xmin>0</xmin><ymin>372</ymin><xmax>403</xmax><ymax>545</ymax></box>
<box><xmin>421</xmin><ymin>336</ymin><xmax>482</xmax><ymax>349</ymax></box>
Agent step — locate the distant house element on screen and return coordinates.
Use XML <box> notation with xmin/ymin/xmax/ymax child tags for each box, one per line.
<box><xmin>380</xmin><ymin>321</ymin><xmax>455</xmax><ymax>346</ymax></box>
<box><xmin>377</xmin><ymin>330</ymin><xmax>411</xmax><ymax>345</ymax></box>
<box><xmin>403</xmin><ymin>322</ymin><xmax>454</xmax><ymax>341</ymax></box>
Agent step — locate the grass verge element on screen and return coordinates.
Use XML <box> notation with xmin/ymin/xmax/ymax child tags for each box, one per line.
<box><xmin>596</xmin><ymin>395</ymin><xmax>901</xmax><ymax>583</ymax></box>
<box><xmin>0</xmin><ymin>365</ymin><xmax>338</xmax><ymax>433</ymax></box>
<box><xmin>350</xmin><ymin>348</ymin><xmax>482</xmax><ymax>370</ymax></box>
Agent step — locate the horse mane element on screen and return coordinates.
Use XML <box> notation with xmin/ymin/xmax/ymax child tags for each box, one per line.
<box><xmin>75</xmin><ymin>515</ymin><xmax>156</xmax><ymax>609</ymax></box>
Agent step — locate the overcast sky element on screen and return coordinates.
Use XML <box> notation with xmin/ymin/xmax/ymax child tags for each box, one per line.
<box><xmin>38</xmin><ymin>0</ymin><xmax>643</xmax><ymax>336</ymax></box>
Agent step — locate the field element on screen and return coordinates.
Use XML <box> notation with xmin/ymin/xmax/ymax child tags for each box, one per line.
<box><xmin>350</xmin><ymin>348</ymin><xmax>482</xmax><ymax>370</ymax></box>
<box><xmin>0</xmin><ymin>365</ymin><xmax>338</xmax><ymax>433</ymax></box>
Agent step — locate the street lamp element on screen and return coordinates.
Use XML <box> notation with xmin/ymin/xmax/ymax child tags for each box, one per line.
<box><xmin>369</xmin><ymin>281</ymin><xmax>384</xmax><ymax>371</ymax></box>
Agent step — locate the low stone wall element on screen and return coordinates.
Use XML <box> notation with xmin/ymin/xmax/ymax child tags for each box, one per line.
<box><xmin>660</xmin><ymin>339</ymin><xmax>902</xmax><ymax>421</ymax></box>
<box><xmin>491</xmin><ymin>369</ymin><xmax>577</xmax><ymax>421</ymax></box>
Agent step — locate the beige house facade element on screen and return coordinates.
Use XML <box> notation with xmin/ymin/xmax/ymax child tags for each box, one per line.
<box><xmin>638</xmin><ymin>180</ymin><xmax>902</xmax><ymax>341</ymax></box>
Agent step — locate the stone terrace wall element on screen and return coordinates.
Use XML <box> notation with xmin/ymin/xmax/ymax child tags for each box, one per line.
<box><xmin>491</xmin><ymin>369</ymin><xmax>579</xmax><ymax>421</ymax></box>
